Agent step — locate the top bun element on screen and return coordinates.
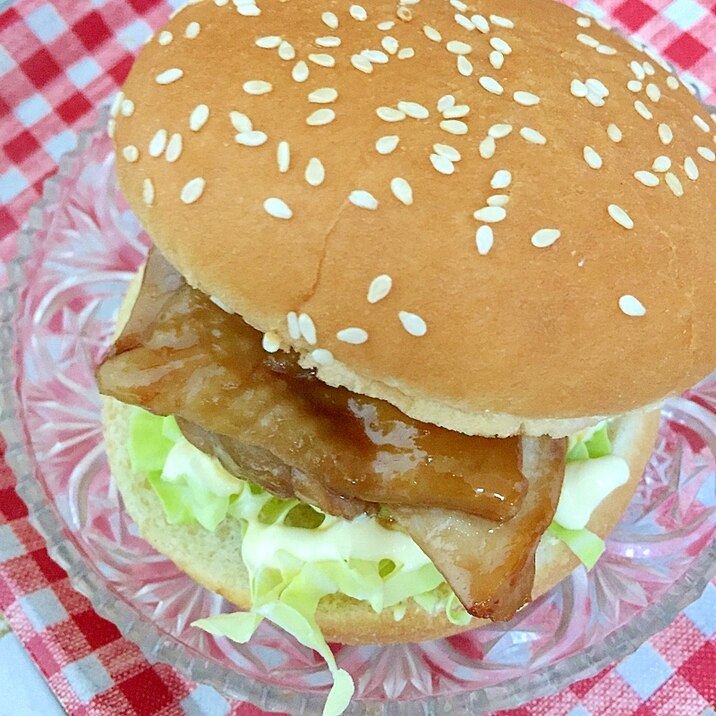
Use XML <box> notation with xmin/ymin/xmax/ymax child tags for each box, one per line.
<box><xmin>112</xmin><ymin>0</ymin><xmax>716</xmax><ymax>437</ymax></box>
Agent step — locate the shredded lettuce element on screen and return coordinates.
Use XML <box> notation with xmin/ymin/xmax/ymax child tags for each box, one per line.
<box><xmin>551</xmin><ymin>423</ymin><xmax>612</xmax><ymax>569</ymax></box>
<box><xmin>128</xmin><ymin>408</ymin><xmax>470</xmax><ymax>715</ymax></box>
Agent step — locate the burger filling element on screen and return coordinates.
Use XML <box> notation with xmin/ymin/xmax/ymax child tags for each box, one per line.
<box><xmin>97</xmin><ymin>250</ymin><xmax>623</xmax><ymax>712</ymax></box>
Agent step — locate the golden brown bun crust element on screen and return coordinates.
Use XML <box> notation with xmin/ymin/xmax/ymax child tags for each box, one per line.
<box><xmin>112</xmin><ymin>0</ymin><xmax>715</xmax><ymax>437</ymax></box>
<box><xmin>103</xmin><ymin>393</ymin><xmax>660</xmax><ymax>645</ymax></box>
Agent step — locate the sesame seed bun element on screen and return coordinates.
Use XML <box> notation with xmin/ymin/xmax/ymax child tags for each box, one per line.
<box><xmin>102</xmin><ymin>391</ymin><xmax>661</xmax><ymax>644</ymax></box>
<box><xmin>112</xmin><ymin>0</ymin><xmax>715</xmax><ymax>437</ymax></box>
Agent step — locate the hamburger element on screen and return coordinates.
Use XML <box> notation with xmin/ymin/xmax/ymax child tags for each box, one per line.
<box><xmin>96</xmin><ymin>0</ymin><xmax>716</xmax><ymax>711</ymax></box>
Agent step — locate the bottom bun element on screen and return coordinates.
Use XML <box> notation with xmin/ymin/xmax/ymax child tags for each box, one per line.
<box><xmin>102</xmin><ymin>397</ymin><xmax>660</xmax><ymax>645</ymax></box>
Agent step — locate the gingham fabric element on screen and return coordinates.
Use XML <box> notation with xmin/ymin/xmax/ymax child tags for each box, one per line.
<box><xmin>0</xmin><ymin>1</ymin><xmax>714</xmax><ymax>715</ymax></box>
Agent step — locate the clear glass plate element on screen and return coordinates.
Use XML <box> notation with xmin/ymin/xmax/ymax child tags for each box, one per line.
<box><xmin>1</xmin><ymin>113</ymin><xmax>714</xmax><ymax>715</ymax></box>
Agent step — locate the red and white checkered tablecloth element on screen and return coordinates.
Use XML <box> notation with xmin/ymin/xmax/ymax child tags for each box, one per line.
<box><xmin>0</xmin><ymin>1</ymin><xmax>714</xmax><ymax>715</ymax></box>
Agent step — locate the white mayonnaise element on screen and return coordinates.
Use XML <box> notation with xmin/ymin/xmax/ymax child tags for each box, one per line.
<box><xmin>554</xmin><ymin>455</ymin><xmax>630</xmax><ymax>530</ymax></box>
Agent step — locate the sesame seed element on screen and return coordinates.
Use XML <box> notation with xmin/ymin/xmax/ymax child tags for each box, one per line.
<box><xmin>693</xmin><ymin>115</ymin><xmax>710</xmax><ymax>133</ymax></box>
<box><xmin>230</xmin><ymin>111</ymin><xmax>253</xmax><ymax>132</ymax></box>
<box><xmin>643</xmin><ymin>61</ymin><xmax>655</xmax><ymax>76</ymax></box>
<box><xmin>308</xmin><ymin>53</ymin><xmax>335</xmax><ymax>67</ymax></box>
<box><xmin>627</xmin><ymin>80</ymin><xmax>642</xmax><ymax>92</ymax></box>
<box><xmin>619</xmin><ymin>295</ymin><xmax>646</xmax><ymax>317</ymax></box>
<box><xmin>110</xmin><ymin>91</ymin><xmax>123</xmax><ymax>118</ymax></box>
<box><xmin>698</xmin><ymin>146</ymin><xmax>716</xmax><ymax>162</ymax></box>
<box><xmin>473</xmin><ymin>206</ymin><xmax>506</xmax><ymax>223</ymax></box>
<box><xmin>451</xmin><ymin>0</ymin><xmax>468</xmax><ymax>11</ymax></box>
<box><xmin>586</xmin><ymin>93</ymin><xmax>606</xmax><ymax>108</ymax></box>
<box><xmin>156</xmin><ymin>68</ymin><xmax>184</xmax><ymax>85</ymax></box>
<box><xmin>377</xmin><ymin>20</ymin><xmax>395</xmax><ymax>31</ymax></box>
<box><xmin>277</xmin><ymin>141</ymin><xmax>290</xmax><ymax>173</ymax></box>
<box><xmin>471</xmin><ymin>14</ymin><xmax>489</xmax><ymax>32</ymax></box>
<box><xmin>264</xmin><ymin>197</ymin><xmax>292</xmax><ymax>219</ymax></box>
<box><xmin>577</xmin><ymin>33</ymin><xmax>599</xmax><ymax>49</ymax></box>
<box><xmin>190</xmin><ymin>104</ymin><xmax>209</xmax><ymax>131</ymax></box>
<box><xmin>513</xmin><ymin>91</ymin><xmax>540</xmax><ymax>106</ymax></box>
<box><xmin>479</xmin><ymin>136</ymin><xmax>496</xmax><ymax>159</ymax></box>
<box><xmin>305</xmin><ymin>157</ymin><xmax>325</xmax><ymax>186</ymax></box>
<box><xmin>120</xmin><ymin>98</ymin><xmax>135</xmax><ymax>117</ymax></box>
<box><xmin>447</xmin><ymin>40</ymin><xmax>472</xmax><ymax>55</ymax></box>
<box><xmin>646</xmin><ymin>83</ymin><xmax>661</xmax><ymax>102</ymax></box>
<box><xmin>457</xmin><ymin>55</ymin><xmax>473</xmax><ymax>76</ymax></box>
<box><xmin>243</xmin><ymin>80</ymin><xmax>272</xmax><ymax>95</ymax></box>
<box><xmin>489</xmin><ymin>51</ymin><xmax>505</xmax><ymax>70</ymax></box>
<box><xmin>658</xmin><ymin>123</ymin><xmax>673</xmax><ymax>145</ymax></box>
<box><xmin>256</xmin><ymin>35</ymin><xmax>281</xmax><ymax>48</ymax></box>
<box><xmin>376</xmin><ymin>135</ymin><xmax>400</xmax><ymax>155</ymax></box>
<box><xmin>665</xmin><ymin>172</ymin><xmax>684</xmax><ymax>197</ymax></box>
<box><xmin>443</xmin><ymin>104</ymin><xmax>469</xmax><ymax>119</ymax></box>
<box><xmin>634</xmin><ymin>100</ymin><xmax>653</xmax><ymax>120</ymax></box>
<box><xmin>490</xmin><ymin>37</ymin><xmax>512</xmax><ymax>54</ymax></box>
<box><xmin>350</xmin><ymin>4</ymin><xmax>367</xmax><ymax>21</ymax></box>
<box><xmin>337</xmin><ymin>327</ymin><xmax>368</xmax><ymax>345</ymax></box>
<box><xmin>382</xmin><ymin>36</ymin><xmax>399</xmax><ymax>54</ymax></box>
<box><xmin>349</xmin><ymin>190</ymin><xmax>378</xmax><ymax>210</ymax></box>
<box><xmin>531</xmin><ymin>229</ymin><xmax>561</xmax><ymax>248</ymax></box>
<box><xmin>454</xmin><ymin>13</ymin><xmax>474</xmax><ymax>31</ymax></box>
<box><xmin>630</xmin><ymin>61</ymin><xmax>646</xmax><ymax>81</ymax></box>
<box><xmin>377</xmin><ymin>106</ymin><xmax>406</xmax><ymax>122</ymax></box>
<box><xmin>306</xmin><ymin>108</ymin><xmax>335</xmax><ymax>126</ymax></box>
<box><xmin>634</xmin><ymin>171</ymin><xmax>659</xmax><ymax>187</ymax></box>
<box><xmin>423</xmin><ymin>25</ymin><xmax>442</xmax><ymax>42</ymax></box>
<box><xmin>262</xmin><ymin>332</ymin><xmax>280</xmax><ymax>353</ymax></box>
<box><xmin>489</xmin><ymin>124</ymin><xmax>512</xmax><ymax>138</ymax></box>
<box><xmin>487</xmin><ymin>194</ymin><xmax>509</xmax><ymax>207</ymax></box>
<box><xmin>278</xmin><ymin>40</ymin><xmax>296</xmax><ymax>62</ymax></box>
<box><xmin>597</xmin><ymin>44</ymin><xmax>617</xmax><ymax>55</ymax></box>
<box><xmin>652</xmin><ymin>155</ymin><xmax>671</xmax><ymax>172</ymax></box>
<box><xmin>684</xmin><ymin>157</ymin><xmax>699</xmax><ymax>181</ymax></box>
<box><xmin>165</xmin><ymin>133</ymin><xmax>182</xmax><ymax>162</ymax></box>
<box><xmin>397</xmin><ymin>47</ymin><xmax>415</xmax><ymax>60</ymax></box>
<box><xmin>608</xmin><ymin>204</ymin><xmax>634</xmax><ymax>230</ymax></box>
<box><xmin>520</xmin><ymin>127</ymin><xmax>547</xmax><ymax>145</ymax></box>
<box><xmin>491</xmin><ymin>169</ymin><xmax>512</xmax><ymax>189</ymax></box>
<box><xmin>298</xmin><ymin>313</ymin><xmax>317</xmax><ymax>344</ymax></box>
<box><xmin>181</xmin><ymin>177</ymin><xmax>205</xmax><ymax>204</ymax></box>
<box><xmin>235</xmin><ymin>131</ymin><xmax>267</xmax><ymax>146</ymax></box>
<box><xmin>185</xmin><ymin>21</ymin><xmax>201</xmax><ymax>39</ymax></box>
<box><xmin>237</xmin><ymin>3</ymin><xmax>260</xmax><ymax>17</ymax></box>
<box><xmin>607</xmin><ymin>123</ymin><xmax>623</xmax><ymax>142</ymax></box>
<box><xmin>399</xmin><ymin>311</ymin><xmax>427</xmax><ymax>337</ymax></box>
<box><xmin>583</xmin><ymin>146</ymin><xmax>603</xmax><ymax>169</ymax></box>
<box><xmin>122</xmin><ymin>145</ymin><xmax>139</xmax><ymax>162</ymax></box>
<box><xmin>287</xmin><ymin>312</ymin><xmax>301</xmax><ymax>340</ymax></box>
<box><xmin>570</xmin><ymin>79</ymin><xmax>588</xmax><ymax>98</ymax></box>
<box><xmin>308</xmin><ymin>87</ymin><xmax>338</xmax><ymax>103</ymax></box>
<box><xmin>440</xmin><ymin>119</ymin><xmax>468</xmax><ymax>135</ymax></box>
<box><xmin>315</xmin><ymin>35</ymin><xmax>341</xmax><ymax>48</ymax></box>
<box><xmin>158</xmin><ymin>30</ymin><xmax>173</xmax><ymax>45</ymax></box>
<box><xmin>149</xmin><ymin>129</ymin><xmax>168</xmax><ymax>157</ymax></box>
<box><xmin>391</xmin><ymin>177</ymin><xmax>414</xmax><ymax>205</ymax></box>
<box><xmin>479</xmin><ymin>76</ymin><xmax>504</xmax><ymax>95</ymax></box>
<box><xmin>666</xmin><ymin>76</ymin><xmax>680</xmax><ymax>90</ymax></box>
<box><xmin>368</xmin><ymin>275</ymin><xmax>392</xmax><ymax>303</ymax></box>
<box><xmin>430</xmin><ymin>153</ymin><xmax>455</xmax><ymax>175</ymax></box>
<box><xmin>475</xmin><ymin>225</ymin><xmax>494</xmax><ymax>255</ymax></box>
<box><xmin>586</xmin><ymin>78</ymin><xmax>609</xmax><ymax>96</ymax></box>
<box><xmin>362</xmin><ymin>49</ymin><xmax>389</xmax><ymax>63</ymax></box>
<box><xmin>397</xmin><ymin>101</ymin><xmax>429</xmax><ymax>119</ymax></box>
<box><xmin>292</xmin><ymin>61</ymin><xmax>309</xmax><ymax>82</ymax></box>
<box><xmin>576</xmin><ymin>16</ymin><xmax>591</xmax><ymax>28</ymax></box>
<box><xmin>437</xmin><ymin>95</ymin><xmax>455</xmax><ymax>113</ymax></box>
<box><xmin>434</xmin><ymin>143</ymin><xmax>460</xmax><ymax>161</ymax></box>
<box><xmin>143</xmin><ymin>178</ymin><xmax>155</xmax><ymax>206</ymax></box>
<box><xmin>322</xmin><ymin>11</ymin><xmax>338</xmax><ymax>29</ymax></box>
<box><xmin>311</xmin><ymin>348</ymin><xmax>334</xmax><ymax>366</ymax></box>
<box><xmin>490</xmin><ymin>14</ymin><xmax>514</xmax><ymax>28</ymax></box>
